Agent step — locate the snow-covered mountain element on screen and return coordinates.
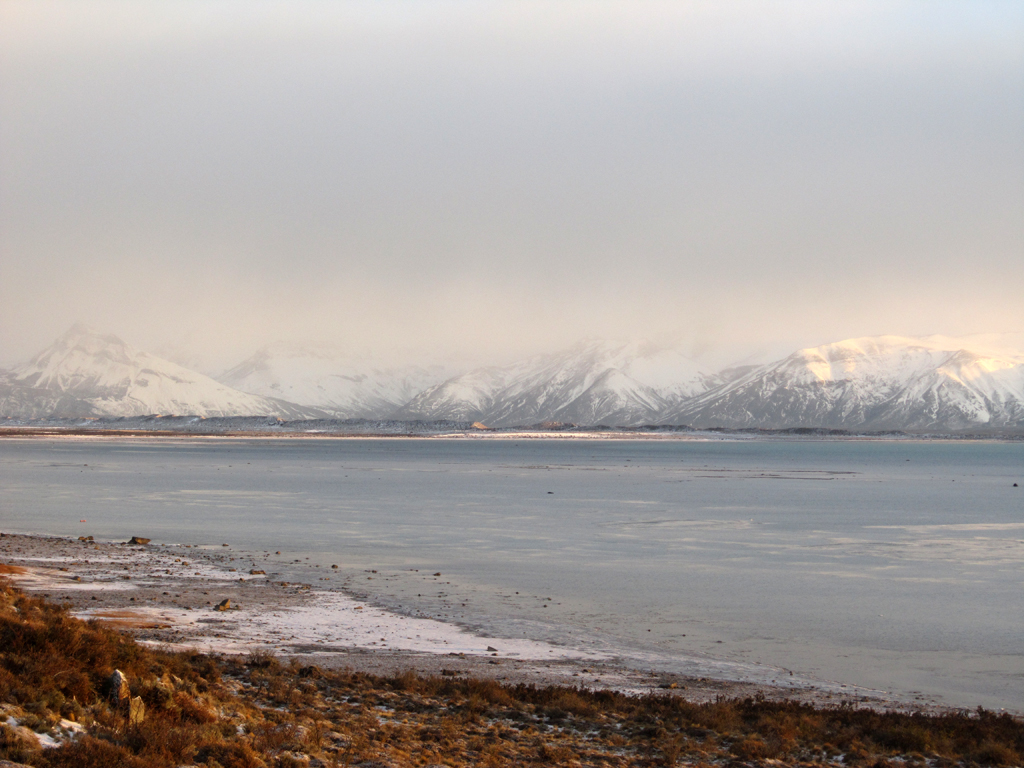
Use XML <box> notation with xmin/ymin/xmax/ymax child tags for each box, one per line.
<box><xmin>661</xmin><ymin>335</ymin><xmax>1024</xmax><ymax>431</ymax></box>
<box><xmin>0</xmin><ymin>325</ymin><xmax>323</xmax><ymax>419</ymax></box>
<box><xmin>6</xmin><ymin>329</ymin><xmax>1021</xmax><ymax>430</ymax></box>
<box><xmin>393</xmin><ymin>340</ymin><xmax>712</xmax><ymax>426</ymax></box>
<box><xmin>220</xmin><ymin>343</ymin><xmax>450</xmax><ymax>419</ymax></box>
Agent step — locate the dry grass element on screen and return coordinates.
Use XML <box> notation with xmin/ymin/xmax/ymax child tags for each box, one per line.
<box><xmin>0</xmin><ymin>577</ymin><xmax>1021</xmax><ymax>767</ymax></box>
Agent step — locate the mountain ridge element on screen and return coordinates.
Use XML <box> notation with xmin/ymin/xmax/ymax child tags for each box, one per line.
<box><xmin>2</xmin><ymin>327</ymin><xmax>1023</xmax><ymax>431</ymax></box>
<box><xmin>393</xmin><ymin>339</ymin><xmax>712</xmax><ymax>427</ymax></box>
<box><xmin>660</xmin><ymin>335</ymin><xmax>1024</xmax><ymax>431</ymax></box>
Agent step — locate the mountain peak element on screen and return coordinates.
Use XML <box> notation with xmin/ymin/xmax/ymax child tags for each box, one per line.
<box><xmin>59</xmin><ymin>322</ymin><xmax>116</xmax><ymax>343</ymax></box>
<box><xmin>5</xmin><ymin>327</ymin><xmax>322</xmax><ymax>419</ymax></box>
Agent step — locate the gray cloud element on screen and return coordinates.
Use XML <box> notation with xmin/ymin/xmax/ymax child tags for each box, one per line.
<box><xmin>2</xmin><ymin>0</ymin><xmax>1022</xmax><ymax>369</ymax></box>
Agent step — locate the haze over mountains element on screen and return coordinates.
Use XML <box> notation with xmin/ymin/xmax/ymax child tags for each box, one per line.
<box><xmin>221</xmin><ymin>342</ymin><xmax>450</xmax><ymax>420</ymax></box>
<box><xmin>2</xmin><ymin>325</ymin><xmax>1023</xmax><ymax>432</ymax></box>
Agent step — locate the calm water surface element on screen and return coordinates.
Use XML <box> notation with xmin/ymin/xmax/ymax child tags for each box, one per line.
<box><xmin>1</xmin><ymin>437</ymin><xmax>1022</xmax><ymax>710</ymax></box>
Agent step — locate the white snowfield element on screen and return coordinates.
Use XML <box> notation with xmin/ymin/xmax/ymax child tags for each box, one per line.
<box><xmin>2</xmin><ymin>327</ymin><xmax>1023</xmax><ymax>430</ymax></box>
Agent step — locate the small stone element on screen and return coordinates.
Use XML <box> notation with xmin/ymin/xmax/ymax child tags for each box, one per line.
<box><xmin>331</xmin><ymin>564</ymin><xmax>338</xmax><ymax>569</ymax></box>
<box><xmin>109</xmin><ymin>669</ymin><xmax>130</xmax><ymax>702</ymax></box>
<box><xmin>250</xmin><ymin>569</ymin><xmax>265</xmax><ymax>575</ymax></box>
<box><xmin>486</xmin><ymin>646</ymin><xmax>498</xmax><ymax>652</ymax></box>
<box><xmin>215</xmin><ymin>599</ymin><xmax>231</xmax><ymax>611</ymax></box>
<box><xmin>128</xmin><ymin>695</ymin><xmax>145</xmax><ymax>726</ymax></box>
<box><xmin>127</xmin><ymin>536</ymin><xmax>150</xmax><ymax>545</ymax></box>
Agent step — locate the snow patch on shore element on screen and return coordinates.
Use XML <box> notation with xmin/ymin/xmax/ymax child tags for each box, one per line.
<box><xmin>239</xmin><ymin>590</ymin><xmax>611</xmax><ymax>659</ymax></box>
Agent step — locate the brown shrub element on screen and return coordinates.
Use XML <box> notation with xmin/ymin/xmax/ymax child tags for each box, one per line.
<box><xmin>123</xmin><ymin>718</ymin><xmax>204</xmax><ymax>764</ymax></box>
<box><xmin>0</xmin><ymin>721</ymin><xmax>40</xmax><ymax>763</ymax></box>
<box><xmin>246</xmin><ymin>650</ymin><xmax>280</xmax><ymax>671</ymax></box>
<box><xmin>36</xmin><ymin>734</ymin><xmax>148</xmax><ymax>768</ymax></box>
<box><xmin>975</xmin><ymin>739</ymin><xmax>1022</xmax><ymax>767</ymax></box>
<box><xmin>537</xmin><ymin>741</ymin><xmax>576</xmax><ymax>761</ymax></box>
<box><xmin>174</xmin><ymin>691</ymin><xmax>218</xmax><ymax>724</ymax></box>
<box><xmin>251</xmin><ymin>721</ymin><xmax>296</xmax><ymax>754</ymax></box>
<box><xmin>873</xmin><ymin>723</ymin><xmax>934</xmax><ymax>754</ymax></box>
<box><xmin>546</xmin><ymin>687</ymin><xmax>598</xmax><ymax>717</ymax></box>
<box><xmin>196</xmin><ymin>740</ymin><xmax>267</xmax><ymax>768</ymax></box>
<box><xmin>730</xmin><ymin>734</ymin><xmax>772</xmax><ymax>760</ymax></box>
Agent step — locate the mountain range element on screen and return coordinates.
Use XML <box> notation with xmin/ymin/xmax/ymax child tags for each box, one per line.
<box><xmin>2</xmin><ymin>325</ymin><xmax>1022</xmax><ymax>432</ymax></box>
<box><xmin>393</xmin><ymin>340</ymin><xmax>715</xmax><ymax>426</ymax></box>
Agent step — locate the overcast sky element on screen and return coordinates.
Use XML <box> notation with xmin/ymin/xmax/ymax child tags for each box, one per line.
<box><xmin>1</xmin><ymin>1</ymin><xmax>1022</xmax><ymax>370</ymax></box>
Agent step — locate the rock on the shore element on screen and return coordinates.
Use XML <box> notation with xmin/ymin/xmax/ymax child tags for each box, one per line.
<box><xmin>109</xmin><ymin>669</ymin><xmax>130</xmax><ymax>702</ymax></box>
<box><xmin>127</xmin><ymin>536</ymin><xmax>150</xmax><ymax>545</ymax></box>
<box><xmin>215</xmin><ymin>599</ymin><xmax>231</xmax><ymax>611</ymax></box>
<box><xmin>129</xmin><ymin>695</ymin><xmax>145</xmax><ymax>726</ymax></box>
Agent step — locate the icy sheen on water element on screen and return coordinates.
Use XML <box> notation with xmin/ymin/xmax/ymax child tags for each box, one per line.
<box><xmin>1</xmin><ymin>437</ymin><xmax>1022</xmax><ymax>710</ymax></box>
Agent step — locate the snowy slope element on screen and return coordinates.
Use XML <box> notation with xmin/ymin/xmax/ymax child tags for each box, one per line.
<box><xmin>394</xmin><ymin>340</ymin><xmax>711</xmax><ymax>426</ymax></box>
<box><xmin>220</xmin><ymin>343</ymin><xmax>450</xmax><ymax>419</ymax></box>
<box><xmin>390</xmin><ymin>366</ymin><xmax>515</xmax><ymax>422</ymax></box>
<box><xmin>0</xmin><ymin>369</ymin><xmax>98</xmax><ymax>419</ymax></box>
<box><xmin>661</xmin><ymin>335</ymin><xmax>1024</xmax><ymax>430</ymax></box>
<box><xmin>2</xmin><ymin>325</ymin><xmax>323</xmax><ymax>418</ymax></box>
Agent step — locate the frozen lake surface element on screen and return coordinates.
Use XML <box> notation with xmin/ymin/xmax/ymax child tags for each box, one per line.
<box><xmin>1</xmin><ymin>436</ymin><xmax>1022</xmax><ymax>710</ymax></box>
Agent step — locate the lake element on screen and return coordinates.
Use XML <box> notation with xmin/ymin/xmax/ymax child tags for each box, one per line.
<box><xmin>1</xmin><ymin>435</ymin><xmax>1021</xmax><ymax>710</ymax></box>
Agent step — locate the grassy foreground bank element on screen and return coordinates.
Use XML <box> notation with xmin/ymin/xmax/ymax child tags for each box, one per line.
<box><xmin>0</xmin><ymin>578</ymin><xmax>1021</xmax><ymax>768</ymax></box>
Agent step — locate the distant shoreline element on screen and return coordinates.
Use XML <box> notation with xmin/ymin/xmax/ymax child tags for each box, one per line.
<box><xmin>1</xmin><ymin>424</ymin><xmax>1023</xmax><ymax>441</ymax></box>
